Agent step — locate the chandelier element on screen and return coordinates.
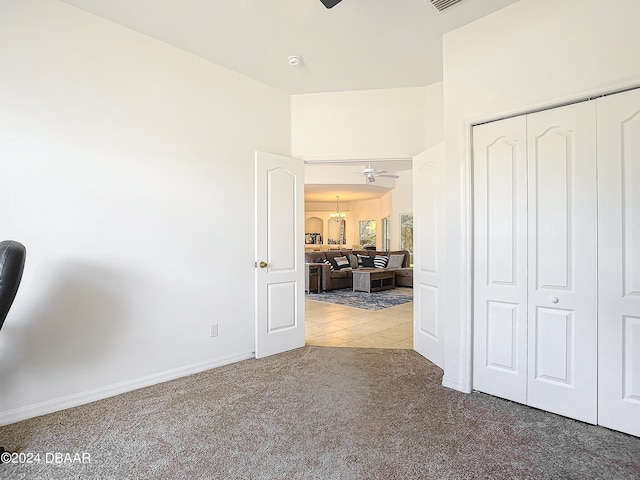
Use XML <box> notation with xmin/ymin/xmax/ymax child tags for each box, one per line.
<box><xmin>329</xmin><ymin>195</ymin><xmax>346</xmax><ymax>222</ymax></box>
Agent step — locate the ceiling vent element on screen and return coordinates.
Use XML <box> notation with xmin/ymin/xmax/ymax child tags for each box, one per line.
<box><xmin>429</xmin><ymin>0</ymin><xmax>464</xmax><ymax>12</ymax></box>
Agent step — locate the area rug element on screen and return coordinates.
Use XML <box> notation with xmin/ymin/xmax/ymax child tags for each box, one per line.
<box><xmin>307</xmin><ymin>287</ymin><xmax>412</xmax><ymax>310</ymax></box>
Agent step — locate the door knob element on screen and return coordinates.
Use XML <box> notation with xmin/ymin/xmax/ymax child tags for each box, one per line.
<box><xmin>551</xmin><ymin>297</ymin><xmax>559</xmax><ymax>304</ymax></box>
<box><xmin>259</xmin><ymin>261</ymin><xmax>268</xmax><ymax>269</ymax></box>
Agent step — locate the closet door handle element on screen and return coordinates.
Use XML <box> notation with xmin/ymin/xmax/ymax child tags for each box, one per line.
<box><xmin>551</xmin><ymin>297</ymin><xmax>559</xmax><ymax>304</ymax></box>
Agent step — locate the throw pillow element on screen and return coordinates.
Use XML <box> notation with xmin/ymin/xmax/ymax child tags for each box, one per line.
<box><xmin>334</xmin><ymin>256</ymin><xmax>351</xmax><ymax>270</ymax></box>
<box><xmin>387</xmin><ymin>253</ymin><xmax>405</xmax><ymax>269</ymax></box>
<box><xmin>348</xmin><ymin>254</ymin><xmax>358</xmax><ymax>268</ymax></box>
<box><xmin>356</xmin><ymin>254</ymin><xmax>364</xmax><ymax>266</ymax></box>
<box><xmin>374</xmin><ymin>255</ymin><xmax>388</xmax><ymax>268</ymax></box>
<box><xmin>323</xmin><ymin>259</ymin><xmax>334</xmax><ymax>271</ymax></box>
<box><xmin>361</xmin><ymin>256</ymin><xmax>375</xmax><ymax>268</ymax></box>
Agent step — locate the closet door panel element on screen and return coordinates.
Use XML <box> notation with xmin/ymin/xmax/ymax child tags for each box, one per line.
<box><xmin>526</xmin><ymin>101</ymin><xmax>597</xmax><ymax>424</ymax></box>
<box><xmin>597</xmin><ymin>88</ymin><xmax>640</xmax><ymax>437</ymax></box>
<box><xmin>473</xmin><ymin>116</ymin><xmax>528</xmax><ymax>403</ymax></box>
<box><xmin>534</xmin><ymin>131</ymin><xmax>570</xmax><ymax>289</ymax></box>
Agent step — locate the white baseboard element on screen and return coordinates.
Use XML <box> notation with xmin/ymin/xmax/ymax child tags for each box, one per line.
<box><xmin>442</xmin><ymin>375</ymin><xmax>472</xmax><ymax>394</ymax></box>
<box><xmin>0</xmin><ymin>351</ymin><xmax>254</xmax><ymax>427</ymax></box>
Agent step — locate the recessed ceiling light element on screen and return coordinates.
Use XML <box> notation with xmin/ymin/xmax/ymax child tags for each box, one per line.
<box><xmin>288</xmin><ymin>55</ymin><xmax>304</xmax><ymax>66</ymax></box>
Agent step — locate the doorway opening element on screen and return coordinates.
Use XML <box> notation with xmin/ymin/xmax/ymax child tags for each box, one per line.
<box><xmin>302</xmin><ymin>159</ymin><xmax>414</xmax><ymax>349</ymax></box>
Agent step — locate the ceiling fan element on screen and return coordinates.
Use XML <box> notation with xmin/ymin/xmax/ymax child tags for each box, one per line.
<box><xmin>320</xmin><ymin>0</ymin><xmax>343</xmax><ymax>8</ymax></box>
<box><xmin>361</xmin><ymin>163</ymin><xmax>399</xmax><ymax>183</ymax></box>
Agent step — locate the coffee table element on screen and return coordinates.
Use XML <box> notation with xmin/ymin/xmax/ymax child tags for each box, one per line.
<box><xmin>352</xmin><ymin>268</ymin><xmax>395</xmax><ymax>293</ymax></box>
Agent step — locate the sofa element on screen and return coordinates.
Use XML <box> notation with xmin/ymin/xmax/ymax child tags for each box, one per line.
<box><xmin>304</xmin><ymin>249</ymin><xmax>413</xmax><ymax>291</ymax></box>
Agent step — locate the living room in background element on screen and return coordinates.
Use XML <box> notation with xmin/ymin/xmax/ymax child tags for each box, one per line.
<box><xmin>359</xmin><ymin>220</ymin><xmax>377</xmax><ymax>249</ymax></box>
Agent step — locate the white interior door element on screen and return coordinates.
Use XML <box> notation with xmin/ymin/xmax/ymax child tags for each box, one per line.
<box><xmin>413</xmin><ymin>143</ymin><xmax>445</xmax><ymax>369</ymax></box>
<box><xmin>255</xmin><ymin>151</ymin><xmax>305</xmax><ymax>359</ymax></box>
<box><xmin>526</xmin><ymin>101</ymin><xmax>598</xmax><ymax>424</ymax></box>
<box><xmin>472</xmin><ymin>116</ymin><xmax>528</xmax><ymax>404</ymax></box>
<box><xmin>596</xmin><ymin>89</ymin><xmax>640</xmax><ymax>437</ymax></box>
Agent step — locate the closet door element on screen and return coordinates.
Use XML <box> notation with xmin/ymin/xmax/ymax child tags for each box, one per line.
<box><xmin>473</xmin><ymin>116</ymin><xmax>528</xmax><ymax>403</ymax></box>
<box><xmin>597</xmin><ymin>89</ymin><xmax>640</xmax><ymax>437</ymax></box>
<box><xmin>526</xmin><ymin>101</ymin><xmax>598</xmax><ymax>424</ymax></box>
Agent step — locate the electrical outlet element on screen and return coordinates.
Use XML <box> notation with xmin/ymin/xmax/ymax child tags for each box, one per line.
<box><xmin>210</xmin><ymin>323</ymin><xmax>218</xmax><ymax>337</ymax></box>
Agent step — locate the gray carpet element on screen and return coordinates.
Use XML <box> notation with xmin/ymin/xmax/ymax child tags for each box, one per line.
<box><xmin>307</xmin><ymin>288</ymin><xmax>413</xmax><ymax>310</ymax></box>
<box><xmin>1</xmin><ymin>346</ymin><xmax>639</xmax><ymax>479</ymax></box>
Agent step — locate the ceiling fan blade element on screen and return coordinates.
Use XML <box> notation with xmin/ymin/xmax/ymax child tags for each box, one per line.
<box><xmin>378</xmin><ymin>174</ymin><xmax>400</xmax><ymax>179</ymax></box>
<box><xmin>320</xmin><ymin>0</ymin><xmax>342</xmax><ymax>8</ymax></box>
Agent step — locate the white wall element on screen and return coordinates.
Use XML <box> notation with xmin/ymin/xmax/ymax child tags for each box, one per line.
<box><xmin>292</xmin><ymin>86</ymin><xmax>439</xmax><ymax>160</ymax></box>
<box><xmin>423</xmin><ymin>82</ymin><xmax>444</xmax><ymax>153</ymax></box>
<box><xmin>440</xmin><ymin>0</ymin><xmax>640</xmax><ymax>392</ymax></box>
<box><xmin>0</xmin><ymin>0</ymin><xmax>290</xmax><ymax>423</ymax></box>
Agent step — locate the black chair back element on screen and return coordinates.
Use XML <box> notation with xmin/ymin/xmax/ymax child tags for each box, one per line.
<box><xmin>0</xmin><ymin>240</ymin><xmax>26</xmax><ymax>331</ymax></box>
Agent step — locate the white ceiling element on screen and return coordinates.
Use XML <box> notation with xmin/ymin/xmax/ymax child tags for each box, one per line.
<box><xmin>60</xmin><ymin>0</ymin><xmax>520</xmax><ymax>95</ymax></box>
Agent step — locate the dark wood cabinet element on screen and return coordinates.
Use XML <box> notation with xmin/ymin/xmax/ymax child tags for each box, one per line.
<box><xmin>305</xmin><ymin>263</ymin><xmax>321</xmax><ymax>294</ymax></box>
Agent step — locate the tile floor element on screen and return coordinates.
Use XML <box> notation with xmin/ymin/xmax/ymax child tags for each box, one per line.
<box><xmin>305</xmin><ymin>287</ymin><xmax>413</xmax><ymax>349</ymax></box>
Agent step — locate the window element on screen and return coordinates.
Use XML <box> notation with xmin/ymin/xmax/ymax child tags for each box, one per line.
<box><xmin>400</xmin><ymin>214</ymin><xmax>413</xmax><ymax>266</ymax></box>
<box><xmin>359</xmin><ymin>220</ymin><xmax>377</xmax><ymax>248</ymax></box>
<box><xmin>381</xmin><ymin>217</ymin><xmax>391</xmax><ymax>251</ymax></box>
